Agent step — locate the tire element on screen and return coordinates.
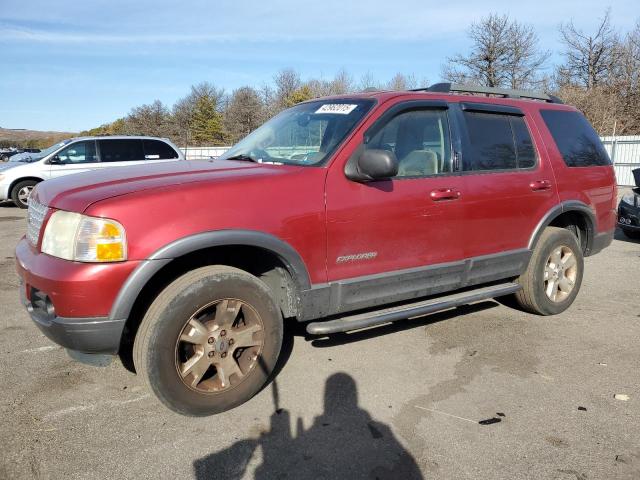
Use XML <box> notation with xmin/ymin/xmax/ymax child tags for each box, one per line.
<box><xmin>133</xmin><ymin>266</ymin><xmax>283</xmax><ymax>416</ymax></box>
<box><xmin>622</xmin><ymin>228</ymin><xmax>640</xmax><ymax>240</ymax></box>
<box><xmin>11</xmin><ymin>179</ymin><xmax>38</xmax><ymax>208</ymax></box>
<box><xmin>513</xmin><ymin>227</ymin><xmax>584</xmax><ymax>315</ymax></box>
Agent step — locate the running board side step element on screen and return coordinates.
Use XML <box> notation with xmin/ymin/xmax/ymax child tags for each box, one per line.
<box><xmin>306</xmin><ymin>282</ymin><xmax>521</xmax><ymax>335</ymax></box>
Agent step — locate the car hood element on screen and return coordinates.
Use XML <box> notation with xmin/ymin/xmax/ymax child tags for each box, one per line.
<box><xmin>0</xmin><ymin>161</ymin><xmax>26</xmax><ymax>172</ymax></box>
<box><xmin>34</xmin><ymin>160</ymin><xmax>298</xmax><ymax>212</ymax></box>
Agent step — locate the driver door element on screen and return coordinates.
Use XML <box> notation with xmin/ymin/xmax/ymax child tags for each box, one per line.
<box><xmin>49</xmin><ymin>140</ymin><xmax>100</xmax><ymax>178</ymax></box>
<box><xmin>325</xmin><ymin>103</ymin><xmax>467</xmax><ymax>310</ymax></box>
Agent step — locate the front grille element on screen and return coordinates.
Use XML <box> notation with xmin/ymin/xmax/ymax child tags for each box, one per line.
<box><xmin>27</xmin><ymin>198</ymin><xmax>48</xmax><ymax>246</ymax></box>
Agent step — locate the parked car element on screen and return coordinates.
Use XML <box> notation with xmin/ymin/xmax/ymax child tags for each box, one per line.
<box><xmin>618</xmin><ymin>168</ymin><xmax>640</xmax><ymax>239</ymax></box>
<box><xmin>15</xmin><ymin>84</ymin><xmax>616</xmax><ymax>416</ymax></box>
<box><xmin>6</xmin><ymin>148</ymin><xmax>42</xmax><ymax>163</ymax></box>
<box><xmin>0</xmin><ymin>149</ymin><xmax>21</xmax><ymax>162</ymax></box>
<box><xmin>0</xmin><ymin>136</ymin><xmax>184</xmax><ymax>207</ymax></box>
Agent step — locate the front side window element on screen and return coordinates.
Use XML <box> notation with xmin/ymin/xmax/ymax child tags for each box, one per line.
<box><xmin>143</xmin><ymin>140</ymin><xmax>179</xmax><ymax>160</ymax></box>
<box><xmin>219</xmin><ymin>99</ymin><xmax>375</xmax><ymax>166</ymax></box>
<box><xmin>463</xmin><ymin>112</ymin><xmax>537</xmax><ymax>171</ymax></box>
<box><xmin>99</xmin><ymin>139</ymin><xmax>145</xmax><ymax>162</ymax></box>
<box><xmin>56</xmin><ymin>141</ymin><xmax>98</xmax><ymax>164</ymax></box>
<box><xmin>366</xmin><ymin>109</ymin><xmax>452</xmax><ymax>177</ymax></box>
<box><xmin>540</xmin><ymin>110</ymin><xmax>610</xmax><ymax>167</ymax></box>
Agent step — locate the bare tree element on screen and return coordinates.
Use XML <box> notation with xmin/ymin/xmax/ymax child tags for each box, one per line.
<box><xmin>306</xmin><ymin>69</ymin><xmax>354</xmax><ymax>98</ymax></box>
<box><xmin>506</xmin><ymin>22</ymin><xmax>550</xmax><ymax>89</ymax></box>
<box><xmin>612</xmin><ymin>20</ymin><xmax>640</xmax><ymax>133</ymax></box>
<box><xmin>443</xmin><ymin>14</ymin><xmax>511</xmax><ymax>87</ymax></box>
<box><xmin>125</xmin><ymin>100</ymin><xmax>172</xmax><ymax>137</ymax></box>
<box><xmin>273</xmin><ymin>69</ymin><xmax>302</xmax><ymax>109</ymax></box>
<box><xmin>443</xmin><ymin>14</ymin><xmax>548</xmax><ymax>89</ymax></box>
<box><xmin>223</xmin><ymin>87</ymin><xmax>266</xmax><ymax>144</ymax></box>
<box><xmin>558</xmin><ymin>9</ymin><xmax>620</xmax><ymax>89</ymax></box>
<box><xmin>329</xmin><ymin>68</ymin><xmax>353</xmax><ymax>94</ymax></box>
<box><xmin>358</xmin><ymin>71</ymin><xmax>379</xmax><ymax>91</ymax></box>
<box><xmin>385</xmin><ymin>73</ymin><xmax>419</xmax><ymax>90</ymax></box>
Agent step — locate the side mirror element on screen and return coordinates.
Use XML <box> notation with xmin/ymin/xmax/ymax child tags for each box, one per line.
<box><xmin>346</xmin><ymin>149</ymin><xmax>398</xmax><ymax>182</ymax></box>
<box><xmin>49</xmin><ymin>155</ymin><xmax>62</xmax><ymax>165</ymax></box>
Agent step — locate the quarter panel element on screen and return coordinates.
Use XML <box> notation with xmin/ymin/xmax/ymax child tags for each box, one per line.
<box><xmin>530</xmin><ymin>108</ymin><xmax>617</xmax><ymax>234</ymax></box>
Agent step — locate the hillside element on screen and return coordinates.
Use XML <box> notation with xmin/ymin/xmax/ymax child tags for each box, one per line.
<box><xmin>0</xmin><ymin>127</ymin><xmax>76</xmax><ymax>148</ymax></box>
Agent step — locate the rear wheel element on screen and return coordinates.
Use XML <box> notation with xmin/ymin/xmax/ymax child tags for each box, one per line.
<box><xmin>513</xmin><ymin>227</ymin><xmax>584</xmax><ymax>315</ymax></box>
<box><xmin>133</xmin><ymin>266</ymin><xmax>283</xmax><ymax>416</ymax></box>
<box><xmin>11</xmin><ymin>179</ymin><xmax>38</xmax><ymax>208</ymax></box>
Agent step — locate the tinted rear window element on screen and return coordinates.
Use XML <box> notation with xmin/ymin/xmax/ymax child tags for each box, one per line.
<box><xmin>143</xmin><ymin>139</ymin><xmax>179</xmax><ymax>160</ymax></box>
<box><xmin>540</xmin><ymin>110</ymin><xmax>610</xmax><ymax>167</ymax></box>
<box><xmin>99</xmin><ymin>139</ymin><xmax>144</xmax><ymax>162</ymax></box>
<box><xmin>464</xmin><ymin>112</ymin><xmax>516</xmax><ymax>170</ymax></box>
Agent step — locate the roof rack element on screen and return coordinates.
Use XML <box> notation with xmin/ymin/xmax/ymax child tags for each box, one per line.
<box><xmin>411</xmin><ymin>82</ymin><xmax>563</xmax><ymax>104</ymax></box>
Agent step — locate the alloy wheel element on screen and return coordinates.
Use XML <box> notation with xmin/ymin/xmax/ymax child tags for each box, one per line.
<box><xmin>18</xmin><ymin>186</ymin><xmax>33</xmax><ymax>205</ymax></box>
<box><xmin>175</xmin><ymin>298</ymin><xmax>264</xmax><ymax>393</ymax></box>
<box><xmin>543</xmin><ymin>245</ymin><xmax>578</xmax><ymax>302</ymax></box>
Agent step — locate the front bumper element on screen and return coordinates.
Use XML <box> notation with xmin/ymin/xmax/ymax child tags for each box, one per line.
<box><xmin>20</xmin><ymin>284</ymin><xmax>125</xmax><ymax>353</ymax></box>
<box><xmin>618</xmin><ymin>201</ymin><xmax>640</xmax><ymax>231</ymax></box>
<box><xmin>0</xmin><ymin>182</ymin><xmax>9</xmax><ymax>201</ymax></box>
<box><xmin>15</xmin><ymin>237</ymin><xmax>140</xmax><ymax>354</ymax></box>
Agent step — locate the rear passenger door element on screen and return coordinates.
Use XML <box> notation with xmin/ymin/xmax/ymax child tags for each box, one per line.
<box><xmin>455</xmin><ymin>103</ymin><xmax>559</xmax><ymax>258</ymax></box>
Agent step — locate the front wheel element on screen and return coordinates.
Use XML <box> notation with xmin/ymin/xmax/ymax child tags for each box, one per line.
<box><xmin>11</xmin><ymin>179</ymin><xmax>38</xmax><ymax>208</ymax></box>
<box><xmin>133</xmin><ymin>266</ymin><xmax>283</xmax><ymax>416</ymax></box>
<box><xmin>513</xmin><ymin>227</ymin><xmax>584</xmax><ymax>315</ymax></box>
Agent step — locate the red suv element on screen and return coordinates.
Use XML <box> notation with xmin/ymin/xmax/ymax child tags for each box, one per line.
<box><xmin>15</xmin><ymin>84</ymin><xmax>616</xmax><ymax>416</ymax></box>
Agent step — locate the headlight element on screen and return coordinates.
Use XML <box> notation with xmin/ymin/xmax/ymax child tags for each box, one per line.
<box><xmin>41</xmin><ymin>211</ymin><xmax>127</xmax><ymax>262</ymax></box>
<box><xmin>621</xmin><ymin>192</ymin><xmax>636</xmax><ymax>206</ymax></box>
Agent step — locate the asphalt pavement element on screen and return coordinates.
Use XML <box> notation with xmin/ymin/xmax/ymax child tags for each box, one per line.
<box><xmin>0</xmin><ymin>195</ymin><xmax>638</xmax><ymax>479</ymax></box>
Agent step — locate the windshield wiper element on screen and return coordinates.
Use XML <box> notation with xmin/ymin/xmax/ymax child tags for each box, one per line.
<box><xmin>224</xmin><ymin>154</ymin><xmax>258</xmax><ymax>163</ymax></box>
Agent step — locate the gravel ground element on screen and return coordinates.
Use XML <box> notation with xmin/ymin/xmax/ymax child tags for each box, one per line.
<box><xmin>0</xmin><ymin>192</ymin><xmax>638</xmax><ymax>480</ymax></box>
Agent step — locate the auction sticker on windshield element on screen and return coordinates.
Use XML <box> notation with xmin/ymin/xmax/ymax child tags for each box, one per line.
<box><xmin>315</xmin><ymin>104</ymin><xmax>358</xmax><ymax>115</ymax></box>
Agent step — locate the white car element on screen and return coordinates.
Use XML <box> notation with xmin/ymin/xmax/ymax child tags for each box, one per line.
<box><xmin>0</xmin><ymin>136</ymin><xmax>185</xmax><ymax>208</ymax></box>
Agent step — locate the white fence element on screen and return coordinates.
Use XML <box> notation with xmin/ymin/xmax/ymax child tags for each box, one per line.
<box><xmin>601</xmin><ymin>136</ymin><xmax>640</xmax><ymax>186</ymax></box>
<box><xmin>181</xmin><ymin>146</ymin><xmax>231</xmax><ymax>160</ymax></box>
<box><xmin>181</xmin><ymin>136</ymin><xmax>640</xmax><ymax>186</ymax></box>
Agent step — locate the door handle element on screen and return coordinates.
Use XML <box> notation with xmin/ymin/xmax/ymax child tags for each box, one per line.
<box><xmin>529</xmin><ymin>180</ymin><xmax>552</xmax><ymax>191</ymax></box>
<box><xmin>430</xmin><ymin>188</ymin><xmax>461</xmax><ymax>201</ymax></box>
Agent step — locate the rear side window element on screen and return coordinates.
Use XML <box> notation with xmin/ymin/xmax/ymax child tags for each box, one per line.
<box><xmin>464</xmin><ymin>112</ymin><xmax>515</xmax><ymax>170</ymax></box>
<box><xmin>462</xmin><ymin>112</ymin><xmax>536</xmax><ymax>171</ymax></box>
<box><xmin>99</xmin><ymin>139</ymin><xmax>144</xmax><ymax>162</ymax></box>
<box><xmin>143</xmin><ymin>140</ymin><xmax>179</xmax><ymax>160</ymax></box>
<box><xmin>540</xmin><ymin>110</ymin><xmax>610</xmax><ymax>167</ymax></box>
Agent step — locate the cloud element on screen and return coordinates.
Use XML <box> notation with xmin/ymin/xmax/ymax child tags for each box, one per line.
<box><xmin>4</xmin><ymin>0</ymin><xmax>636</xmax><ymax>48</ymax></box>
<box><xmin>0</xmin><ymin>24</ymin><xmax>472</xmax><ymax>45</ymax></box>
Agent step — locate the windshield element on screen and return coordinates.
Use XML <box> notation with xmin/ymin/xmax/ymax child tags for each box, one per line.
<box><xmin>10</xmin><ymin>139</ymin><xmax>72</xmax><ymax>162</ymax></box>
<box><xmin>219</xmin><ymin>99</ymin><xmax>375</xmax><ymax>166</ymax></box>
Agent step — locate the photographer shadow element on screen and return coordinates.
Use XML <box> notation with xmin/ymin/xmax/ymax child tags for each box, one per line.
<box><xmin>194</xmin><ymin>372</ymin><xmax>422</xmax><ymax>479</ymax></box>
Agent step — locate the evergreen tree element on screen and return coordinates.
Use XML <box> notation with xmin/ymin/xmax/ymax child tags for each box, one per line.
<box><xmin>191</xmin><ymin>95</ymin><xmax>225</xmax><ymax>145</ymax></box>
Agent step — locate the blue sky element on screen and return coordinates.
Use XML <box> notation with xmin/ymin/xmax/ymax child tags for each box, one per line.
<box><xmin>0</xmin><ymin>0</ymin><xmax>637</xmax><ymax>132</ymax></box>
